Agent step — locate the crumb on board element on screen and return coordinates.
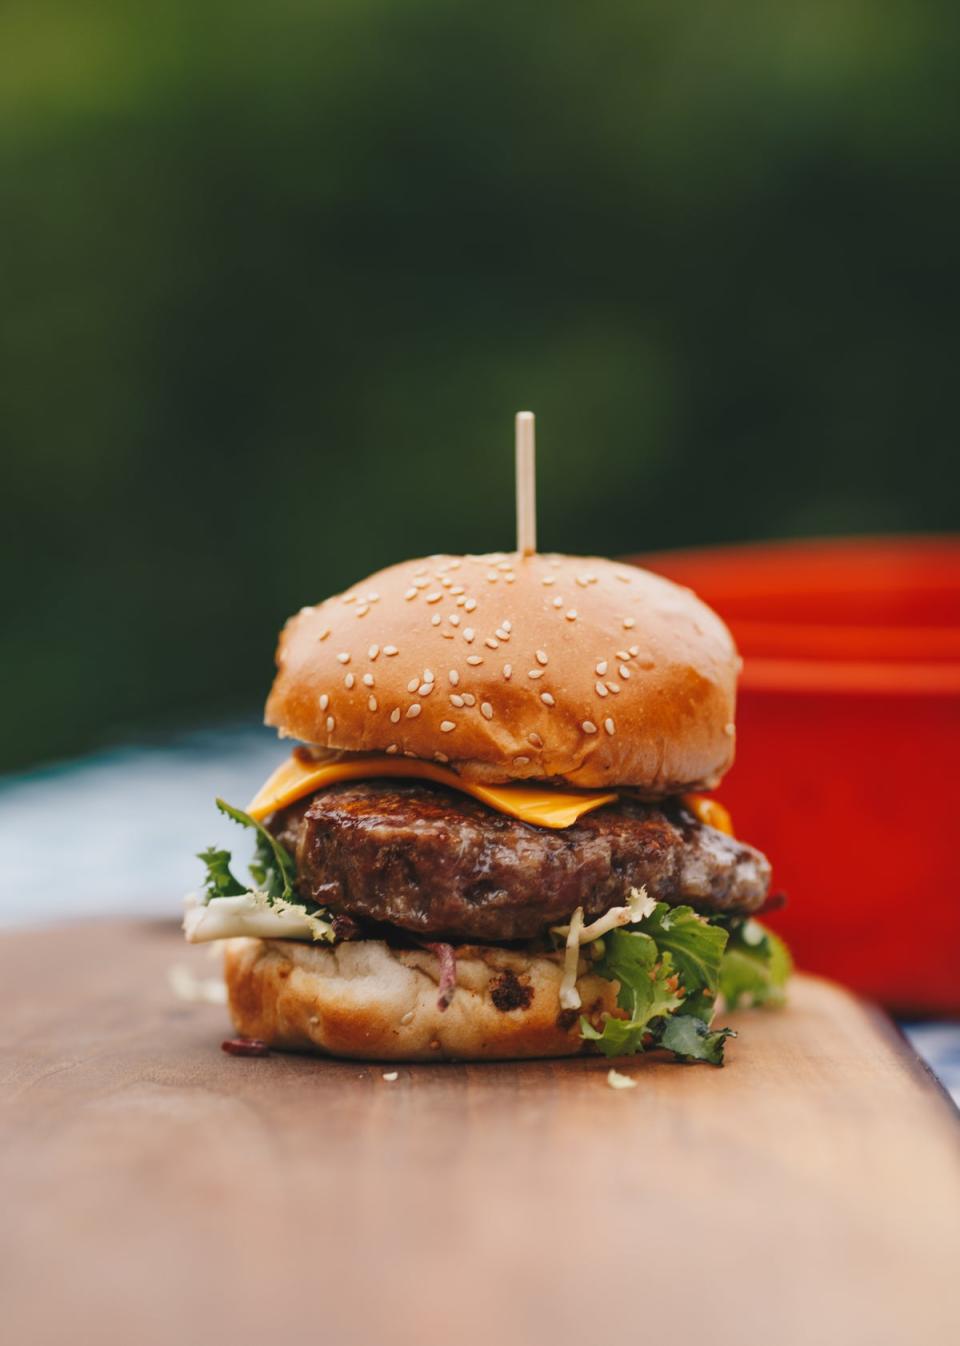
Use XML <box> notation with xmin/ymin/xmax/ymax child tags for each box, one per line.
<box><xmin>382</xmin><ymin>1071</ymin><xmax>399</xmax><ymax>1082</ymax></box>
<box><xmin>607</xmin><ymin>1068</ymin><xmax>637</xmax><ymax>1090</ymax></box>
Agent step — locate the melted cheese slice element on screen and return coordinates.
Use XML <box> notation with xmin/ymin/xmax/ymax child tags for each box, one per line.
<box><xmin>247</xmin><ymin>753</ymin><xmax>618</xmax><ymax>829</ymax></box>
<box><xmin>682</xmin><ymin>793</ymin><xmax>734</xmax><ymax>836</ymax></box>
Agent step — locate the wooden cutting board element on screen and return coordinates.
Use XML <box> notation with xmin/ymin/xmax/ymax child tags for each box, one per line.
<box><xmin>2</xmin><ymin>920</ymin><xmax>958</xmax><ymax>1346</ymax></box>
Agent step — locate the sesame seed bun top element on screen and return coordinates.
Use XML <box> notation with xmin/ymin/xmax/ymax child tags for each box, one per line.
<box><xmin>264</xmin><ymin>552</ymin><xmax>739</xmax><ymax>794</ymax></box>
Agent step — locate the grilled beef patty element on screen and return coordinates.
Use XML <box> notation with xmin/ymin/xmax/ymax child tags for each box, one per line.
<box><xmin>270</xmin><ymin>780</ymin><xmax>770</xmax><ymax>942</ymax></box>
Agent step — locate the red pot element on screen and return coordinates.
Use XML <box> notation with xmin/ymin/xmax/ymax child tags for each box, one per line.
<box><xmin>631</xmin><ymin>537</ymin><xmax>960</xmax><ymax>1015</ymax></box>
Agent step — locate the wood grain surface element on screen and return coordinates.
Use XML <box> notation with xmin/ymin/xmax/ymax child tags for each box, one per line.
<box><xmin>2</xmin><ymin>920</ymin><xmax>958</xmax><ymax>1346</ymax></box>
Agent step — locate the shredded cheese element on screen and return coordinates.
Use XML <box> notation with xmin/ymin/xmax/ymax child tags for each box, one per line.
<box><xmin>555</xmin><ymin>886</ymin><xmax>654</xmax><ymax>1013</ymax></box>
<box><xmin>559</xmin><ymin>907</ymin><xmax>585</xmax><ymax>1010</ymax></box>
<box><xmin>182</xmin><ymin>891</ymin><xmax>335</xmax><ymax>944</ymax></box>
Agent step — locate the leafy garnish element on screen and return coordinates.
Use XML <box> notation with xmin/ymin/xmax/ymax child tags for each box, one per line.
<box><xmin>196</xmin><ymin>846</ymin><xmax>246</xmax><ymax>900</ymax></box>
<box><xmin>580</xmin><ymin>931</ymin><xmax>684</xmax><ymax>1056</ymax></box>
<box><xmin>659</xmin><ymin>1015</ymin><xmax>736</xmax><ymax>1065</ymax></box>
<box><xmin>215</xmin><ymin>797</ymin><xmax>297</xmax><ymax>902</ymax></box>
<box><xmin>631</xmin><ymin>902</ymin><xmax>729</xmax><ymax>1020</ymax></box>
<box><xmin>719</xmin><ymin>919</ymin><xmax>792</xmax><ymax>1009</ymax></box>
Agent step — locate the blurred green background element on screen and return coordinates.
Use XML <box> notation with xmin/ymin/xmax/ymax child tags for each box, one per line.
<box><xmin>3</xmin><ymin>1</ymin><xmax>958</xmax><ymax>773</ymax></box>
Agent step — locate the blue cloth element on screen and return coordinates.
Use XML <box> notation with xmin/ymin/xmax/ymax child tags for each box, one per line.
<box><xmin>2</xmin><ymin>725</ymin><xmax>957</xmax><ymax>1105</ymax></box>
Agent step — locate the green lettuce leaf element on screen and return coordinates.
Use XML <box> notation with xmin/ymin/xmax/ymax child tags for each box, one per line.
<box><xmin>196</xmin><ymin>845</ymin><xmax>246</xmax><ymax>900</ymax></box>
<box><xmin>719</xmin><ymin>919</ymin><xmax>792</xmax><ymax>1009</ymax></box>
<box><xmin>215</xmin><ymin>797</ymin><xmax>297</xmax><ymax>902</ymax></box>
<box><xmin>579</xmin><ymin>931</ymin><xmax>685</xmax><ymax>1056</ymax></box>
<box><xmin>631</xmin><ymin>902</ymin><xmax>729</xmax><ymax>1019</ymax></box>
<box><xmin>659</xmin><ymin>1015</ymin><xmax>736</xmax><ymax>1065</ymax></box>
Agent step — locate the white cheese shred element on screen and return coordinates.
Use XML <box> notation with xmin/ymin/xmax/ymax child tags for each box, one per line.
<box><xmin>559</xmin><ymin>907</ymin><xmax>584</xmax><ymax>1010</ymax></box>
<box><xmin>555</xmin><ymin>887</ymin><xmax>654</xmax><ymax>1014</ymax></box>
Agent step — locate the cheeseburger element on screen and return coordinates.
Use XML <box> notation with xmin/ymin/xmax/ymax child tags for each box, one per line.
<box><xmin>185</xmin><ymin>550</ymin><xmax>790</xmax><ymax>1062</ymax></box>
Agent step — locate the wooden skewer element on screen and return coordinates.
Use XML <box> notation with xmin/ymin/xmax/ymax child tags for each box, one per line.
<box><xmin>515</xmin><ymin>411</ymin><xmax>537</xmax><ymax>556</ymax></box>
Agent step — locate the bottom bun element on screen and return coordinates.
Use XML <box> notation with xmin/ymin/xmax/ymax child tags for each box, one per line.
<box><xmin>223</xmin><ymin>937</ymin><xmax>619</xmax><ymax>1061</ymax></box>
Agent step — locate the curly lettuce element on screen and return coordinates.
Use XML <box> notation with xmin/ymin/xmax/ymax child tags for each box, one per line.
<box><xmin>187</xmin><ymin>798</ymin><xmax>335</xmax><ymax>944</ymax></box>
<box><xmin>578</xmin><ymin>901</ymin><xmax>789</xmax><ymax>1066</ymax></box>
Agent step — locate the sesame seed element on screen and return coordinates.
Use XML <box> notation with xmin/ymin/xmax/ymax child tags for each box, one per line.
<box><xmin>440</xmin><ymin>577</ymin><xmax>452</xmax><ymax>588</ymax></box>
<box><xmin>418</xmin><ymin>683</ymin><xmax>434</xmax><ymax>696</ymax></box>
<box><xmin>413</xmin><ymin>578</ymin><xmax>429</xmax><ymax>589</ymax></box>
<box><xmin>620</xmin><ymin>666</ymin><xmax>631</xmax><ymax>679</ymax></box>
<box><xmin>449</xmin><ymin>614</ymin><xmax>461</xmax><ymax>626</ymax></box>
<box><xmin>576</xmin><ymin>576</ymin><xmax>590</xmax><ymax>588</ymax></box>
<box><xmin>629</xmin><ymin>645</ymin><xmax>640</xmax><ymax>657</ymax></box>
<box><xmin>431</xmin><ymin>614</ymin><xmax>441</xmax><ymax>626</ymax></box>
<box><xmin>485</xmin><ymin>637</ymin><xmax>499</xmax><ymax>649</ymax></box>
<box><xmin>596</xmin><ymin>660</ymin><xmax>608</xmax><ymax>676</ymax></box>
<box><xmin>480</xmin><ymin>702</ymin><xmax>493</xmax><ymax>720</ymax></box>
<box><xmin>466</xmin><ymin>655</ymin><xmax>483</xmax><ymax>666</ymax></box>
<box><xmin>514</xmin><ymin>755</ymin><xmax>531</xmax><ymax>766</ymax></box>
<box><xmin>595</xmin><ymin>682</ymin><xmax>608</xmax><ymax>698</ymax></box>
<box><xmin>552</xmin><ymin>597</ymin><xmax>563</xmax><ymax>609</ymax></box>
<box><xmin>423</xmin><ymin>668</ymin><xmax>435</xmax><ymax>683</ymax></box>
<box><xmin>463</xmin><ymin>628</ymin><xmax>475</xmax><ymax>642</ymax></box>
<box><xmin>504</xmin><ymin>573</ymin><xmax>515</xmax><ymax>583</ymax></box>
<box><xmin>368</xmin><ymin>644</ymin><xmax>380</xmax><ymax>660</ymax></box>
<box><xmin>368</xmin><ymin>696</ymin><xmax>378</xmax><ymax>712</ymax></box>
<box><xmin>450</xmin><ymin>586</ymin><xmax>465</xmax><ymax>596</ymax></box>
<box><xmin>495</xmin><ymin>628</ymin><xmax>508</xmax><ymax>640</ymax></box>
<box><xmin>582</xmin><ymin>720</ymin><xmax>598</xmax><ymax>735</ymax></box>
<box><xmin>464</xmin><ymin>598</ymin><xmax>477</xmax><ymax>612</ymax></box>
<box><xmin>426</xmin><ymin>592</ymin><xmax>442</xmax><ymax>604</ymax></box>
<box><xmin>317</xmin><ymin>628</ymin><xmax>330</xmax><ymax>642</ymax></box>
<box><xmin>503</xmin><ymin>664</ymin><xmax>512</xmax><ymax>680</ymax></box>
<box><xmin>386</xmin><ymin>743</ymin><xmax>398</xmax><ymax>754</ymax></box>
<box><xmin>440</xmin><ymin>721</ymin><xmax>456</xmax><ymax>733</ymax></box>
<box><xmin>344</xmin><ymin>673</ymin><xmax>355</xmax><ymax>689</ymax></box>
<box><xmin>502</xmin><ymin>620</ymin><xmax>512</xmax><ymax>632</ymax></box>
<box><xmin>607</xmin><ymin>682</ymin><xmax>621</xmax><ymax>694</ymax></box>
<box><xmin>528</xmin><ymin>732</ymin><xmax>543</xmax><ymax>748</ymax></box>
<box><xmin>319</xmin><ymin>693</ymin><xmax>329</xmax><ymax>711</ymax></box>
<box><xmin>540</xmin><ymin>692</ymin><xmax>555</xmax><ymax>707</ymax></box>
<box><xmin>362</xmin><ymin>673</ymin><xmax>375</xmax><ymax>687</ymax></box>
<box><xmin>725</xmin><ymin>722</ymin><xmax>736</xmax><ymax>737</ymax></box>
<box><xmin>450</xmin><ymin>694</ymin><xmax>465</xmax><ymax>707</ymax></box>
<box><xmin>604</xmin><ymin>717</ymin><xmax>615</xmax><ymax>736</ymax></box>
<box><xmin>616</xmin><ymin>650</ymin><xmax>630</xmax><ymax>661</ymax></box>
<box><xmin>536</xmin><ymin>650</ymin><xmax>548</xmax><ymax>665</ymax></box>
<box><xmin>448</xmin><ymin>669</ymin><xmax>460</xmax><ymax>685</ymax></box>
<box><xmin>440</xmin><ymin>631</ymin><xmax>454</xmax><ymax>639</ymax></box>
<box><xmin>407</xmin><ymin>677</ymin><xmax>420</xmax><ymax>693</ymax></box>
<box><xmin>356</xmin><ymin>604</ymin><xmax>369</xmax><ymax>617</ymax></box>
<box><xmin>368</xmin><ymin>592</ymin><xmax>380</xmax><ymax>602</ymax></box>
<box><xmin>326</xmin><ymin>715</ymin><xmax>335</xmax><ymax>733</ymax></box>
<box><xmin>462</xmin><ymin>693</ymin><xmax>477</xmax><ymax>706</ymax></box>
<box><xmin>404</xmin><ymin>588</ymin><xmax>417</xmax><ymax>601</ymax></box>
<box><xmin>337</xmin><ymin>652</ymin><xmax>351</xmax><ymax>664</ymax></box>
<box><xmin>528</xmin><ymin>668</ymin><xmax>544</xmax><ymax>679</ymax></box>
<box><xmin>565</xmin><ymin>609</ymin><xmax>577</xmax><ymax>622</ymax></box>
<box><xmin>384</xmin><ymin>645</ymin><xmax>398</xmax><ymax>656</ymax></box>
<box><xmin>623</xmin><ymin>617</ymin><xmax>636</xmax><ymax>629</ymax></box>
<box><xmin>542</xmin><ymin>575</ymin><xmax>556</xmax><ymax>586</ymax></box>
<box><xmin>616</xmin><ymin>572</ymin><xmax>631</xmax><ymax>583</ymax></box>
<box><xmin>342</xmin><ymin>593</ymin><xmax>356</xmax><ymax>604</ymax></box>
<box><xmin>497</xmin><ymin>561</ymin><xmax>512</xmax><ymax>572</ymax></box>
<box><xmin>390</xmin><ymin>708</ymin><xmax>401</xmax><ymax>723</ymax></box>
<box><xmin>406</xmin><ymin>704</ymin><xmax>422</xmax><ymax>718</ymax></box>
<box><xmin>456</xmin><ymin>596</ymin><xmax>466</xmax><ymax>608</ymax></box>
